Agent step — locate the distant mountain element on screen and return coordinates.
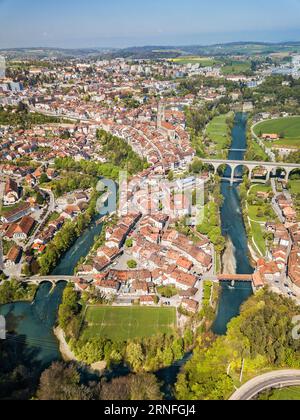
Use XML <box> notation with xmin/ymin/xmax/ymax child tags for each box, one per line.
<box><xmin>110</xmin><ymin>42</ymin><xmax>300</xmax><ymax>59</ymax></box>
<box><xmin>0</xmin><ymin>47</ymin><xmax>116</xmax><ymax>60</ymax></box>
<box><xmin>1</xmin><ymin>41</ymin><xmax>300</xmax><ymax>60</ymax></box>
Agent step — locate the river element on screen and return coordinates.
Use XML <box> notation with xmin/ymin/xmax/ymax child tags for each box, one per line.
<box><xmin>213</xmin><ymin>112</ymin><xmax>254</xmax><ymax>335</ymax></box>
<box><xmin>0</xmin><ymin>113</ymin><xmax>254</xmax><ymax>395</ymax></box>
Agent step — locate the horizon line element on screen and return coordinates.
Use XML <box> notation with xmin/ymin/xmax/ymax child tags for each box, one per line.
<box><xmin>1</xmin><ymin>39</ymin><xmax>300</xmax><ymax>52</ymax></box>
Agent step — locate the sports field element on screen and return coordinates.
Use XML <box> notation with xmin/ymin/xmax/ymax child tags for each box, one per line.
<box><xmin>254</xmin><ymin>117</ymin><xmax>300</xmax><ymax>148</ymax></box>
<box><xmin>81</xmin><ymin>306</ymin><xmax>177</xmax><ymax>341</ymax></box>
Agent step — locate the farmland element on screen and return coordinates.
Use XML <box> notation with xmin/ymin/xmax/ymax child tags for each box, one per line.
<box><xmin>254</xmin><ymin>117</ymin><xmax>300</xmax><ymax>148</ymax></box>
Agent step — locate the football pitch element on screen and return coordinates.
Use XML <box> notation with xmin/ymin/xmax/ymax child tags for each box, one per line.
<box><xmin>81</xmin><ymin>306</ymin><xmax>177</xmax><ymax>341</ymax></box>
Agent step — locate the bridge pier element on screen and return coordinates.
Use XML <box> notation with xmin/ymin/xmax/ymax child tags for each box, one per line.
<box><xmin>230</xmin><ymin>165</ymin><xmax>237</xmax><ymax>186</ymax></box>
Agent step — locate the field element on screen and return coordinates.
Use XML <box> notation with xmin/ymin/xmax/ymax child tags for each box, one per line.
<box><xmin>254</xmin><ymin>117</ymin><xmax>300</xmax><ymax>148</ymax></box>
<box><xmin>246</xmin><ymin>184</ymin><xmax>275</xmax><ymax>256</ymax></box>
<box><xmin>259</xmin><ymin>387</ymin><xmax>300</xmax><ymax>401</ymax></box>
<box><xmin>206</xmin><ymin>113</ymin><xmax>233</xmax><ymax>158</ymax></box>
<box><xmin>81</xmin><ymin>306</ymin><xmax>177</xmax><ymax>342</ymax></box>
<box><xmin>170</xmin><ymin>56</ymin><xmax>219</xmax><ymax>67</ymax></box>
<box><xmin>289</xmin><ymin>180</ymin><xmax>300</xmax><ymax>195</ymax></box>
<box><xmin>221</xmin><ymin>61</ymin><xmax>251</xmax><ymax>75</ymax></box>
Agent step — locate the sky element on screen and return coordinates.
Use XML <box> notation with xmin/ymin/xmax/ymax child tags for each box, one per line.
<box><xmin>1</xmin><ymin>0</ymin><xmax>300</xmax><ymax>49</ymax></box>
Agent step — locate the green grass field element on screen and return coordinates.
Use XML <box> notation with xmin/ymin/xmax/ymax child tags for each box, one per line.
<box><xmin>250</xmin><ymin>220</ymin><xmax>266</xmax><ymax>256</ymax></box>
<box><xmin>206</xmin><ymin>113</ymin><xmax>233</xmax><ymax>157</ymax></box>
<box><xmin>254</xmin><ymin>117</ymin><xmax>300</xmax><ymax>148</ymax></box>
<box><xmin>221</xmin><ymin>61</ymin><xmax>251</xmax><ymax>75</ymax></box>
<box><xmin>289</xmin><ymin>180</ymin><xmax>300</xmax><ymax>194</ymax></box>
<box><xmin>81</xmin><ymin>306</ymin><xmax>177</xmax><ymax>341</ymax></box>
<box><xmin>170</xmin><ymin>56</ymin><xmax>219</xmax><ymax>66</ymax></box>
<box><xmin>259</xmin><ymin>386</ymin><xmax>300</xmax><ymax>400</ymax></box>
<box><xmin>250</xmin><ymin>184</ymin><xmax>273</xmax><ymax>194</ymax></box>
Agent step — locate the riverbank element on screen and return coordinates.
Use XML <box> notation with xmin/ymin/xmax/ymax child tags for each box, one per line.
<box><xmin>53</xmin><ymin>327</ymin><xmax>107</xmax><ymax>374</ymax></box>
<box><xmin>53</xmin><ymin>326</ymin><xmax>77</xmax><ymax>362</ymax></box>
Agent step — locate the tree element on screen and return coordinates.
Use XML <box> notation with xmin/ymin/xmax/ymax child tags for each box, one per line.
<box><xmin>99</xmin><ymin>374</ymin><xmax>162</xmax><ymax>401</ymax></box>
<box><xmin>126</xmin><ymin>238</ymin><xmax>133</xmax><ymax>248</ymax></box>
<box><xmin>127</xmin><ymin>260</ymin><xmax>137</xmax><ymax>269</ymax></box>
<box><xmin>126</xmin><ymin>342</ymin><xmax>145</xmax><ymax>372</ymax></box>
<box><xmin>37</xmin><ymin>362</ymin><xmax>92</xmax><ymax>400</ymax></box>
<box><xmin>168</xmin><ymin>171</ymin><xmax>174</xmax><ymax>182</ymax></box>
<box><xmin>39</xmin><ymin>173</ymin><xmax>50</xmax><ymax>184</ymax></box>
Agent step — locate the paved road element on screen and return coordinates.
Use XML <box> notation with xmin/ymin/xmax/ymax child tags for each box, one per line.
<box><xmin>230</xmin><ymin>370</ymin><xmax>300</xmax><ymax>400</ymax></box>
<box><xmin>25</xmin><ymin>188</ymin><xmax>55</xmax><ymax>250</ymax></box>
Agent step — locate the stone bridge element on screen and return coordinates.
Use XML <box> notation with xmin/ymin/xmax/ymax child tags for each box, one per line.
<box><xmin>201</xmin><ymin>159</ymin><xmax>300</xmax><ymax>185</ymax></box>
<box><xmin>22</xmin><ymin>275</ymin><xmax>92</xmax><ymax>286</ymax></box>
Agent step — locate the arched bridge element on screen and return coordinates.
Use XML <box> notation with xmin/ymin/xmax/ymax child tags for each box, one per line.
<box><xmin>201</xmin><ymin>159</ymin><xmax>300</xmax><ymax>185</ymax></box>
<box><xmin>22</xmin><ymin>275</ymin><xmax>93</xmax><ymax>286</ymax></box>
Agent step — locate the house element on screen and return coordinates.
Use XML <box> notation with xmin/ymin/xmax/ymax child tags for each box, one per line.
<box><xmin>262</xmin><ymin>133</ymin><xmax>279</xmax><ymax>140</ymax></box>
<box><xmin>4</xmin><ymin>216</ymin><xmax>35</xmax><ymax>241</ymax></box>
<box><xmin>257</xmin><ymin>259</ymin><xmax>281</xmax><ymax>282</ymax></box>
<box><xmin>252</xmin><ymin>271</ymin><xmax>266</xmax><ymax>290</ymax></box>
<box><xmin>1</xmin><ymin>202</ymin><xmax>34</xmax><ymax>224</ymax></box>
<box><xmin>181</xmin><ymin>298</ymin><xmax>199</xmax><ymax>314</ymax></box>
<box><xmin>95</xmin><ymin>280</ymin><xmax>120</xmax><ymax>297</ymax></box>
<box><xmin>131</xmin><ymin>280</ymin><xmax>149</xmax><ymax>295</ymax></box>
<box><xmin>167</xmin><ymin>269</ymin><xmax>197</xmax><ymax>291</ymax></box>
<box><xmin>283</xmin><ymin>207</ymin><xmax>297</xmax><ymax>223</ymax></box>
<box><xmin>288</xmin><ymin>247</ymin><xmax>300</xmax><ymax>293</ymax></box>
<box><xmin>140</xmin><ymin>295</ymin><xmax>156</xmax><ymax>306</ymax></box>
<box><xmin>5</xmin><ymin>245</ymin><xmax>22</xmax><ymax>268</ymax></box>
<box><xmin>3</xmin><ymin>178</ymin><xmax>20</xmax><ymax>205</ymax></box>
<box><xmin>176</xmin><ymin>257</ymin><xmax>193</xmax><ymax>272</ymax></box>
<box><xmin>74</xmin><ymin>278</ymin><xmax>90</xmax><ymax>292</ymax></box>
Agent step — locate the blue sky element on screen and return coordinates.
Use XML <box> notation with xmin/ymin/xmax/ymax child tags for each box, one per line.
<box><xmin>1</xmin><ymin>0</ymin><xmax>300</xmax><ymax>48</ymax></box>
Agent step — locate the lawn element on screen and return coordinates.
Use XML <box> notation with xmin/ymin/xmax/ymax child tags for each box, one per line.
<box><xmin>254</xmin><ymin>117</ymin><xmax>300</xmax><ymax>148</ymax></box>
<box><xmin>81</xmin><ymin>306</ymin><xmax>177</xmax><ymax>342</ymax></box>
<box><xmin>259</xmin><ymin>386</ymin><xmax>300</xmax><ymax>401</ymax></box>
<box><xmin>250</xmin><ymin>184</ymin><xmax>273</xmax><ymax>194</ymax></box>
<box><xmin>170</xmin><ymin>56</ymin><xmax>219</xmax><ymax>67</ymax></box>
<box><xmin>247</xmin><ymin>185</ymin><xmax>276</xmax><ymax>223</ymax></box>
<box><xmin>289</xmin><ymin>180</ymin><xmax>300</xmax><ymax>195</ymax></box>
<box><xmin>206</xmin><ymin>113</ymin><xmax>233</xmax><ymax>158</ymax></box>
<box><xmin>221</xmin><ymin>61</ymin><xmax>251</xmax><ymax>75</ymax></box>
<box><xmin>250</xmin><ymin>220</ymin><xmax>266</xmax><ymax>256</ymax></box>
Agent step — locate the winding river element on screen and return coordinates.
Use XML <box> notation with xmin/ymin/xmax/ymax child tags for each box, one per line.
<box><xmin>0</xmin><ymin>113</ymin><xmax>254</xmax><ymax>394</ymax></box>
<box><xmin>213</xmin><ymin>112</ymin><xmax>254</xmax><ymax>335</ymax></box>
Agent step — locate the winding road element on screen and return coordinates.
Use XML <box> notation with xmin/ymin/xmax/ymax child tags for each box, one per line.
<box><xmin>230</xmin><ymin>370</ymin><xmax>300</xmax><ymax>400</ymax></box>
